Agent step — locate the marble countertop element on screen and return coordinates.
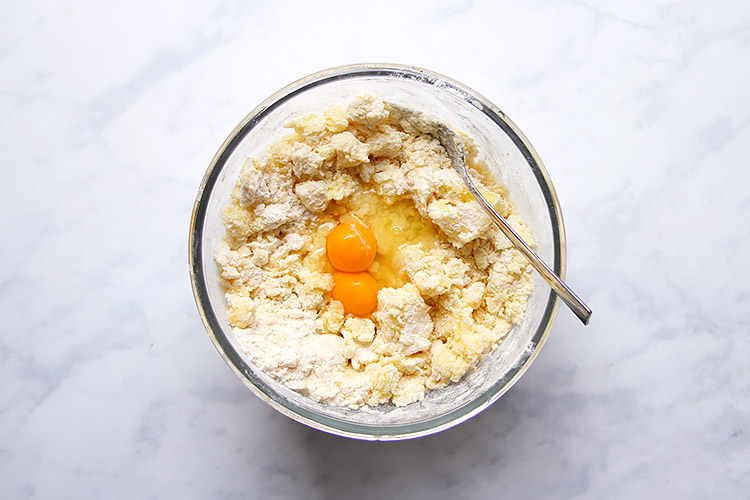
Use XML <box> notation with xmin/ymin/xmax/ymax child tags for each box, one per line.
<box><xmin>2</xmin><ymin>1</ymin><xmax>748</xmax><ymax>498</ymax></box>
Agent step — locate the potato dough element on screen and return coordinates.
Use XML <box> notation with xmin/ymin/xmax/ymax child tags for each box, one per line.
<box><xmin>215</xmin><ymin>94</ymin><xmax>533</xmax><ymax>408</ymax></box>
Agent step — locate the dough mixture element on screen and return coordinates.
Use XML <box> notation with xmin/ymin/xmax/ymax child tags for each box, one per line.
<box><xmin>215</xmin><ymin>94</ymin><xmax>534</xmax><ymax>407</ymax></box>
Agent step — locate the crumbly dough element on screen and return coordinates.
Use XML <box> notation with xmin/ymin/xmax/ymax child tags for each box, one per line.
<box><xmin>215</xmin><ymin>94</ymin><xmax>534</xmax><ymax>408</ymax></box>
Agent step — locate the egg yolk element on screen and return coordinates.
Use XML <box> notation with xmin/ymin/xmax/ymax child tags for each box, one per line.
<box><xmin>331</xmin><ymin>271</ymin><xmax>378</xmax><ymax>316</ymax></box>
<box><xmin>326</xmin><ymin>218</ymin><xmax>377</xmax><ymax>272</ymax></box>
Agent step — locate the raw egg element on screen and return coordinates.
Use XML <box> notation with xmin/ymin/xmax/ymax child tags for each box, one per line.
<box><xmin>326</xmin><ymin>217</ymin><xmax>377</xmax><ymax>272</ymax></box>
<box><xmin>331</xmin><ymin>271</ymin><xmax>378</xmax><ymax>316</ymax></box>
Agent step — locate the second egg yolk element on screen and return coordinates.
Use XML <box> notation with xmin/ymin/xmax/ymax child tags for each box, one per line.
<box><xmin>331</xmin><ymin>271</ymin><xmax>378</xmax><ymax>316</ymax></box>
<box><xmin>326</xmin><ymin>218</ymin><xmax>377</xmax><ymax>272</ymax></box>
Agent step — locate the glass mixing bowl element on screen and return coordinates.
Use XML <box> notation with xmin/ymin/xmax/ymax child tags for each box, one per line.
<box><xmin>189</xmin><ymin>63</ymin><xmax>566</xmax><ymax>440</ymax></box>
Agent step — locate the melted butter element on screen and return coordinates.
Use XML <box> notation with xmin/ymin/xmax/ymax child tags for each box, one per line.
<box><xmin>344</xmin><ymin>191</ymin><xmax>439</xmax><ymax>288</ymax></box>
<box><xmin>303</xmin><ymin>214</ymin><xmax>337</xmax><ymax>274</ymax></box>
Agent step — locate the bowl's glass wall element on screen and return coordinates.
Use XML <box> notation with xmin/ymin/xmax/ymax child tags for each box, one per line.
<box><xmin>193</xmin><ymin>65</ymin><xmax>563</xmax><ymax>439</ymax></box>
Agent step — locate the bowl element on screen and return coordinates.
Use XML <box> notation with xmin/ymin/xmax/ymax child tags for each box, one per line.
<box><xmin>189</xmin><ymin>63</ymin><xmax>566</xmax><ymax>440</ymax></box>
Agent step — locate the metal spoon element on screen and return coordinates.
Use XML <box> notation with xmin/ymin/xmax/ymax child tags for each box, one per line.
<box><xmin>387</xmin><ymin>103</ymin><xmax>592</xmax><ymax>325</ymax></box>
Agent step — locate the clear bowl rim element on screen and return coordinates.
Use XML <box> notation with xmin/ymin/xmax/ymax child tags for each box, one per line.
<box><xmin>189</xmin><ymin>63</ymin><xmax>565</xmax><ymax>441</ymax></box>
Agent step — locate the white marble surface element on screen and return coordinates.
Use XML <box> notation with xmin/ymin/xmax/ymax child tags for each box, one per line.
<box><xmin>2</xmin><ymin>0</ymin><xmax>748</xmax><ymax>498</ymax></box>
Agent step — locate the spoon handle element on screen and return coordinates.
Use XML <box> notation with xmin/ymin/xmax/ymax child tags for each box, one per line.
<box><xmin>461</xmin><ymin>173</ymin><xmax>592</xmax><ymax>325</ymax></box>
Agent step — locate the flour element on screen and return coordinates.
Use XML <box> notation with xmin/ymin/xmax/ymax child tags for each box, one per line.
<box><xmin>215</xmin><ymin>94</ymin><xmax>534</xmax><ymax>408</ymax></box>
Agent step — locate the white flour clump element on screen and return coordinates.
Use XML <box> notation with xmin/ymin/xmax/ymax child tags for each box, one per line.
<box><xmin>215</xmin><ymin>94</ymin><xmax>534</xmax><ymax>408</ymax></box>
